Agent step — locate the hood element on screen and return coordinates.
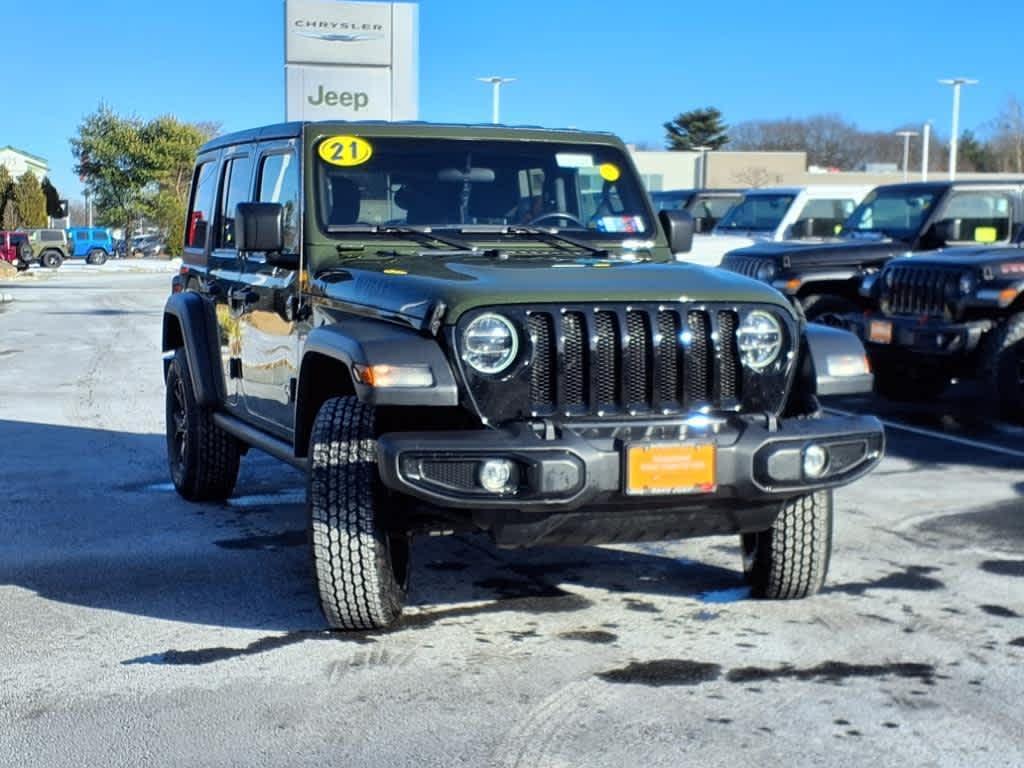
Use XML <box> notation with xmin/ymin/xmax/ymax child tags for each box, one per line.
<box><xmin>729</xmin><ymin>237</ymin><xmax>909</xmax><ymax>268</ymax></box>
<box><xmin>887</xmin><ymin>244</ymin><xmax>1024</xmax><ymax>270</ymax></box>
<box><xmin>311</xmin><ymin>253</ymin><xmax>793</xmax><ymax>328</ymax></box>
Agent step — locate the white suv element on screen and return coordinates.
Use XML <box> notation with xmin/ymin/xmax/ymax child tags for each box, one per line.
<box><xmin>681</xmin><ymin>185</ymin><xmax>873</xmax><ymax>267</ymax></box>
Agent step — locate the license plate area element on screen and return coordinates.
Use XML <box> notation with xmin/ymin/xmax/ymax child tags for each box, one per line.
<box><xmin>625</xmin><ymin>443</ymin><xmax>717</xmax><ymax>496</ymax></box>
<box><xmin>869</xmin><ymin>320</ymin><xmax>893</xmax><ymax>344</ymax></box>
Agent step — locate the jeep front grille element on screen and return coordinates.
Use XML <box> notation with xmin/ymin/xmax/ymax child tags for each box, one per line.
<box><xmin>526</xmin><ymin>305</ymin><xmax>742</xmax><ymax>417</ymax></box>
<box><xmin>883</xmin><ymin>265</ymin><xmax>962</xmax><ymax>319</ymax></box>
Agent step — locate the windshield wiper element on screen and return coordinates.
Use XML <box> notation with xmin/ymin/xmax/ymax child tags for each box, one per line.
<box><xmin>446</xmin><ymin>224</ymin><xmax>610</xmax><ymax>256</ymax></box>
<box><xmin>508</xmin><ymin>226</ymin><xmax>610</xmax><ymax>256</ymax></box>
<box><xmin>327</xmin><ymin>224</ymin><xmax>476</xmax><ymax>252</ymax></box>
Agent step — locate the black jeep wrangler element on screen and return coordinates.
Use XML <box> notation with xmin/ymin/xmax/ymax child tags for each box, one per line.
<box><xmin>163</xmin><ymin>121</ymin><xmax>884</xmax><ymax>630</ymax></box>
<box><xmin>720</xmin><ymin>181</ymin><xmax>1024</xmax><ymax>324</ymax></box>
<box><xmin>856</xmin><ymin>231</ymin><xmax>1024</xmax><ymax>415</ymax></box>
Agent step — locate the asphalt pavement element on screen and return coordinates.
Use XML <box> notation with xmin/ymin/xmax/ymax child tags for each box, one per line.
<box><xmin>0</xmin><ymin>265</ymin><xmax>1021</xmax><ymax>767</ymax></box>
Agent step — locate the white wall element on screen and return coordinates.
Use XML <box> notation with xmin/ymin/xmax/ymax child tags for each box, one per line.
<box><xmin>0</xmin><ymin>149</ymin><xmax>48</xmax><ymax>181</ymax></box>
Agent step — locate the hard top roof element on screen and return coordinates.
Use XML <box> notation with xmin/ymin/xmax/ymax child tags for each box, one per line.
<box><xmin>653</xmin><ymin>188</ymin><xmax>745</xmax><ymax>196</ymax></box>
<box><xmin>872</xmin><ymin>180</ymin><xmax>1024</xmax><ymax>193</ymax></box>
<box><xmin>200</xmin><ymin>120</ymin><xmax>620</xmax><ymax>154</ymax></box>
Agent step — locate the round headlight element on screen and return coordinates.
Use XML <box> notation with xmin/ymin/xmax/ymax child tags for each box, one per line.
<box><xmin>736</xmin><ymin>310</ymin><xmax>784</xmax><ymax>370</ymax></box>
<box><xmin>958</xmin><ymin>272</ymin><xmax>976</xmax><ymax>296</ymax></box>
<box><xmin>755</xmin><ymin>262</ymin><xmax>777</xmax><ymax>283</ymax></box>
<box><xmin>462</xmin><ymin>313</ymin><xmax>519</xmax><ymax>375</ymax></box>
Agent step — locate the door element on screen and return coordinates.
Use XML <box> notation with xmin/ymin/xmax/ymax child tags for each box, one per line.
<box><xmin>184</xmin><ymin>151</ymin><xmax>244</xmax><ymax>409</ymax></box>
<box><xmin>208</xmin><ymin>151</ymin><xmax>256</xmax><ymax>411</ymax></box>
<box><xmin>237</xmin><ymin>142</ymin><xmax>303</xmax><ymax>436</ymax></box>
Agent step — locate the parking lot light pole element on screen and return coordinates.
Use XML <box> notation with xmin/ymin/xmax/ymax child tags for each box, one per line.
<box><xmin>477</xmin><ymin>77</ymin><xmax>515</xmax><ymax>124</ymax></box>
<box><xmin>921</xmin><ymin>122</ymin><xmax>931</xmax><ymax>181</ymax></box>
<box><xmin>693</xmin><ymin>145</ymin><xmax>712</xmax><ymax>189</ymax></box>
<box><xmin>895</xmin><ymin>131</ymin><xmax>919</xmax><ymax>182</ymax></box>
<box><xmin>939</xmin><ymin>78</ymin><xmax>979</xmax><ymax>181</ymax></box>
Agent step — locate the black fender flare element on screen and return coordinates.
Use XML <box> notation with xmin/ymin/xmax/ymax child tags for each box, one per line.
<box><xmin>804</xmin><ymin>322</ymin><xmax>874</xmax><ymax>396</ymax></box>
<box><xmin>294</xmin><ymin>320</ymin><xmax>460</xmax><ymax>457</ymax></box>
<box><xmin>162</xmin><ymin>291</ymin><xmax>225</xmax><ymax>408</ymax></box>
<box><xmin>789</xmin><ymin>269</ymin><xmax>865</xmax><ymax>297</ymax></box>
<box><xmin>300</xmin><ymin>319</ymin><xmax>459</xmax><ymax>407</ymax></box>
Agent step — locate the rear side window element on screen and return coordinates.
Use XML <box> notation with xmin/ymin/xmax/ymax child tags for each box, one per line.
<box><xmin>799</xmin><ymin>198</ymin><xmax>856</xmax><ymax>221</ymax></box>
<box><xmin>76</xmin><ymin>231</ymin><xmax>89</xmax><ymax>241</ymax></box>
<box><xmin>940</xmin><ymin>191</ymin><xmax>1013</xmax><ymax>243</ymax></box>
<box><xmin>41</xmin><ymin>231</ymin><xmax>63</xmax><ymax>242</ymax></box>
<box><xmin>257</xmin><ymin>152</ymin><xmax>299</xmax><ymax>253</ymax></box>
<box><xmin>185</xmin><ymin>160</ymin><xmax>218</xmax><ymax>249</ymax></box>
<box><xmin>216</xmin><ymin>156</ymin><xmax>253</xmax><ymax>250</ymax></box>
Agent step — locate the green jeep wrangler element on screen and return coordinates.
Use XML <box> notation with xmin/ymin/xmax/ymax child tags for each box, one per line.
<box><xmin>163</xmin><ymin>121</ymin><xmax>884</xmax><ymax>631</ymax></box>
<box><xmin>25</xmin><ymin>228</ymin><xmax>70</xmax><ymax>268</ymax></box>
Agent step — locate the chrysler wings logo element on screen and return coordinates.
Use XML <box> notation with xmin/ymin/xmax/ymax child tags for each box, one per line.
<box><xmin>293</xmin><ymin>20</ymin><xmax>385</xmax><ymax>43</ymax></box>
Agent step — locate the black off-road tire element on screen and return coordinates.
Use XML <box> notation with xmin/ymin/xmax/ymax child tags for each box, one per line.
<box><xmin>40</xmin><ymin>251</ymin><xmax>63</xmax><ymax>269</ymax></box>
<box><xmin>872</xmin><ymin>361</ymin><xmax>948</xmax><ymax>402</ymax></box>
<box><xmin>742</xmin><ymin>490</ymin><xmax>833</xmax><ymax>599</ymax></box>
<box><xmin>980</xmin><ymin>312</ymin><xmax>1024</xmax><ymax>422</ymax></box>
<box><xmin>800</xmin><ymin>294</ymin><xmax>860</xmax><ymax>329</ymax></box>
<box><xmin>165</xmin><ymin>349</ymin><xmax>241</xmax><ymax>501</ymax></box>
<box><xmin>86</xmin><ymin>248</ymin><xmax>108</xmax><ymax>266</ymax></box>
<box><xmin>308</xmin><ymin>396</ymin><xmax>409</xmax><ymax>631</ymax></box>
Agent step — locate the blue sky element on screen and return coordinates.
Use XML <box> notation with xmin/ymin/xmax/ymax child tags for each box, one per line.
<box><xmin>6</xmin><ymin>0</ymin><xmax>1022</xmax><ymax>199</ymax></box>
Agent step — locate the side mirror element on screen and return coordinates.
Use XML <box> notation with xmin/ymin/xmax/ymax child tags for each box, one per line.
<box><xmin>928</xmin><ymin>219</ymin><xmax>958</xmax><ymax>244</ymax></box>
<box><xmin>659</xmin><ymin>209</ymin><xmax>695</xmax><ymax>254</ymax></box>
<box><xmin>790</xmin><ymin>219</ymin><xmax>820</xmax><ymax>239</ymax></box>
<box><xmin>692</xmin><ymin>216</ymin><xmax>710</xmax><ymax>234</ymax></box>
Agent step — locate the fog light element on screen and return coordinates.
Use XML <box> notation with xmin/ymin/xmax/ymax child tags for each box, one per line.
<box><xmin>803</xmin><ymin>444</ymin><xmax>829</xmax><ymax>479</ymax></box>
<box><xmin>479</xmin><ymin>459</ymin><xmax>513</xmax><ymax>493</ymax></box>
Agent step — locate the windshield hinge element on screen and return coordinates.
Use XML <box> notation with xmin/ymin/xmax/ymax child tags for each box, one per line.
<box><xmin>426</xmin><ymin>301</ymin><xmax>446</xmax><ymax>336</ymax></box>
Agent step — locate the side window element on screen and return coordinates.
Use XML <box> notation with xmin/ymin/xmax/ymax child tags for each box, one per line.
<box><xmin>257</xmin><ymin>153</ymin><xmax>299</xmax><ymax>252</ymax></box>
<box><xmin>216</xmin><ymin>156</ymin><xmax>253</xmax><ymax>250</ymax></box>
<box><xmin>941</xmin><ymin>191</ymin><xmax>1013</xmax><ymax>243</ymax></box>
<box><xmin>185</xmin><ymin>160</ymin><xmax>218</xmax><ymax>249</ymax></box>
<box><xmin>76</xmin><ymin>231</ymin><xmax>89</xmax><ymax>241</ymax></box>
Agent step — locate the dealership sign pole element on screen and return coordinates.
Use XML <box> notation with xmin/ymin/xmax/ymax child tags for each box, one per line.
<box><xmin>285</xmin><ymin>0</ymin><xmax>419</xmax><ymax>122</ymax></box>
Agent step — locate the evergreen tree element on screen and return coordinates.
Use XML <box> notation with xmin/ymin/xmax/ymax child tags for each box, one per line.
<box><xmin>664</xmin><ymin>107</ymin><xmax>730</xmax><ymax>151</ymax></box>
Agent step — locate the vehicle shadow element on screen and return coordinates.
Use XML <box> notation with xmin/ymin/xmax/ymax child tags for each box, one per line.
<box><xmin>0</xmin><ymin>419</ymin><xmax>746</xmax><ymax>636</ymax></box>
<box><xmin>827</xmin><ymin>385</ymin><xmax>1024</xmax><ymax>472</ymax></box>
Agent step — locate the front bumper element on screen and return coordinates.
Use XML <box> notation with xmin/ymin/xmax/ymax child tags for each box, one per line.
<box><xmin>377</xmin><ymin>412</ymin><xmax>884</xmax><ymax>515</ymax></box>
<box><xmin>853</xmin><ymin>314</ymin><xmax>993</xmax><ymax>357</ymax></box>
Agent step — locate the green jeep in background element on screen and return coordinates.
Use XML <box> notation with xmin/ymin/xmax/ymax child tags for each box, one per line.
<box><xmin>163</xmin><ymin>121</ymin><xmax>884</xmax><ymax>631</ymax></box>
<box><xmin>24</xmin><ymin>228</ymin><xmax>70</xmax><ymax>268</ymax></box>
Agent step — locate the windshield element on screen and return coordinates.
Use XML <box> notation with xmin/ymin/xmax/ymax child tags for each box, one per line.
<box><xmin>689</xmin><ymin>195</ymin><xmax>741</xmax><ymax>220</ymax></box>
<box><xmin>714</xmin><ymin>194</ymin><xmax>796</xmax><ymax>233</ymax></box>
<box><xmin>841</xmin><ymin>188</ymin><xmax>939</xmax><ymax>240</ymax></box>
<box><xmin>315</xmin><ymin>137</ymin><xmax>653</xmax><ymax>241</ymax></box>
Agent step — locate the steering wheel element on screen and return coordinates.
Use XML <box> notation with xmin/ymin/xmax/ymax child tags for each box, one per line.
<box><xmin>527</xmin><ymin>212</ymin><xmax>585</xmax><ymax>228</ymax></box>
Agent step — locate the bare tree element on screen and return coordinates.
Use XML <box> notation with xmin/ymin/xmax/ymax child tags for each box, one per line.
<box><xmin>68</xmin><ymin>199</ymin><xmax>89</xmax><ymax>227</ymax></box>
<box><xmin>730</xmin><ymin>167</ymin><xmax>783</xmax><ymax>188</ymax></box>
<box><xmin>731</xmin><ymin>114</ymin><xmax>950</xmax><ymax>172</ymax></box>
<box><xmin>990</xmin><ymin>96</ymin><xmax>1024</xmax><ymax>173</ymax></box>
